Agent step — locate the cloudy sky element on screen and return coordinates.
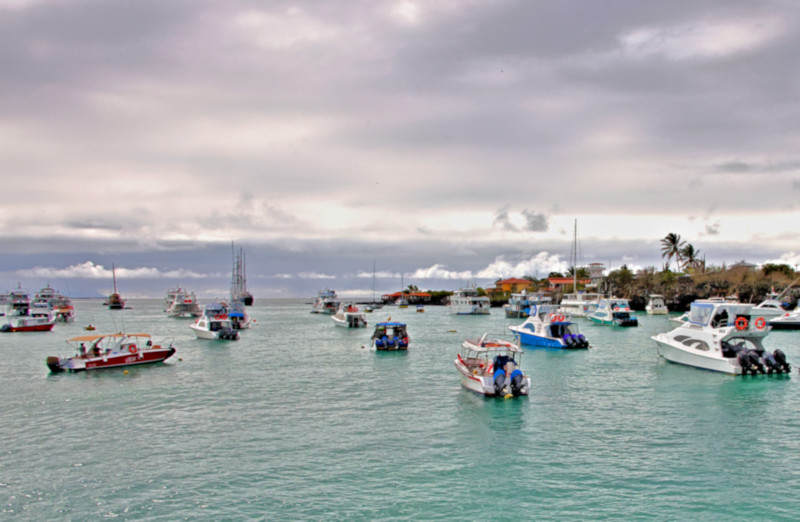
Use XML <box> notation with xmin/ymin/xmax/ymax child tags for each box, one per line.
<box><xmin>2</xmin><ymin>0</ymin><xmax>799</xmax><ymax>299</ymax></box>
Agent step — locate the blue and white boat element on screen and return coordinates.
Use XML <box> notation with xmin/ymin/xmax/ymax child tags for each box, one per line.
<box><xmin>371</xmin><ymin>321</ymin><xmax>408</xmax><ymax>350</ymax></box>
<box><xmin>508</xmin><ymin>304</ymin><xmax>590</xmax><ymax>349</ymax></box>
<box><xmin>587</xmin><ymin>298</ymin><xmax>638</xmax><ymax>327</ymax></box>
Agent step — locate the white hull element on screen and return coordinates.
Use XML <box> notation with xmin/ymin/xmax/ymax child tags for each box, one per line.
<box><xmin>653</xmin><ymin>334</ymin><xmax>741</xmax><ymax>374</ymax></box>
<box><xmin>189</xmin><ymin>324</ymin><xmax>221</xmax><ymax>340</ymax></box>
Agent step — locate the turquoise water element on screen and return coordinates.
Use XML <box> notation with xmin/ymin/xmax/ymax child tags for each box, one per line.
<box><xmin>3</xmin><ymin>299</ymin><xmax>800</xmax><ymax>520</ymax></box>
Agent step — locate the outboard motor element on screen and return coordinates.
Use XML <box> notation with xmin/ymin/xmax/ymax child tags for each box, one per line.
<box><xmin>0</xmin><ymin>324</ymin><xmax>10</xmax><ymax>332</ymax></box>
<box><xmin>762</xmin><ymin>351</ymin><xmax>781</xmax><ymax>374</ymax></box>
<box><xmin>739</xmin><ymin>350</ymin><xmax>765</xmax><ymax>375</ymax></box>
<box><xmin>510</xmin><ymin>368</ymin><xmax>526</xmax><ymax>396</ymax></box>
<box><xmin>576</xmin><ymin>334</ymin><xmax>589</xmax><ymax>348</ymax></box>
<box><xmin>562</xmin><ymin>334</ymin><xmax>576</xmax><ymax>348</ymax></box>
<box><xmin>774</xmin><ymin>349</ymin><xmax>791</xmax><ymax>373</ymax></box>
<box><xmin>493</xmin><ymin>368</ymin><xmax>507</xmax><ymax>396</ymax></box>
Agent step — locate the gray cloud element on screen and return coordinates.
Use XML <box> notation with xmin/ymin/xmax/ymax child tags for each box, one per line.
<box><xmin>521</xmin><ymin>210</ymin><xmax>549</xmax><ymax>232</ymax></box>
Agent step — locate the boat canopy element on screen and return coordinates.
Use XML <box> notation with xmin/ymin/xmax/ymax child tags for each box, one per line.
<box><xmin>376</xmin><ymin>321</ymin><xmax>406</xmax><ymax>327</ymax></box>
<box><xmin>68</xmin><ymin>333</ymin><xmax>150</xmax><ymax>342</ymax></box>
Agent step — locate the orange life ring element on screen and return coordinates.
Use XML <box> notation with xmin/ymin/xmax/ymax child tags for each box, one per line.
<box><xmin>129</xmin><ymin>345</ymin><xmax>138</xmax><ymax>354</ymax></box>
<box><xmin>557</xmin><ymin>314</ymin><xmax>565</xmax><ymax>322</ymax></box>
<box><xmin>549</xmin><ymin>313</ymin><xmax>556</xmax><ymax>321</ymax></box>
<box><xmin>755</xmin><ymin>317</ymin><xmax>766</xmax><ymax>330</ymax></box>
<box><xmin>625</xmin><ymin>307</ymin><xmax>630</xmax><ymax>312</ymax></box>
<box><xmin>734</xmin><ymin>317</ymin><xmax>748</xmax><ymax>331</ymax></box>
<box><xmin>614</xmin><ymin>306</ymin><xmax>620</xmax><ymax>311</ymax></box>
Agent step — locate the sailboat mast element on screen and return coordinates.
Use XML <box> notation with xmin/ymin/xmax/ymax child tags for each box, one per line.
<box><xmin>572</xmin><ymin>220</ymin><xmax>577</xmax><ymax>293</ymax></box>
<box><xmin>372</xmin><ymin>260</ymin><xmax>376</xmax><ymax>304</ymax></box>
<box><xmin>112</xmin><ymin>263</ymin><xmax>118</xmax><ymax>293</ymax></box>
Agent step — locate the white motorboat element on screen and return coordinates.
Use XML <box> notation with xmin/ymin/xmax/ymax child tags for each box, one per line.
<box><xmin>645</xmin><ymin>294</ymin><xmax>668</xmax><ymax>315</ymax></box>
<box><xmin>504</xmin><ymin>291</ymin><xmax>552</xmax><ymax>319</ymax></box>
<box><xmin>311</xmin><ymin>289</ymin><xmax>340</xmax><ymax>314</ymax></box>
<box><xmin>454</xmin><ymin>334</ymin><xmax>530</xmax><ymax>397</ymax></box>
<box><xmin>1</xmin><ymin>291</ymin><xmax>55</xmax><ymax>332</ymax></box>
<box><xmin>587</xmin><ymin>298</ymin><xmax>638</xmax><ymax>327</ymax></box>
<box><xmin>558</xmin><ymin>292</ymin><xmax>601</xmax><ymax>318</ymax></box>
<box><xmin>753</xmin><ymin>278</ymin><xmax>798</xmax><ymax>318</ymax></box>
<box><xmin>165</xmin><ymin>288</ymin><xmax>201</xmax><ymax>318</ymax></box>
<box><xmin>332</xmin><ymin>303</ymin><xmax>367</xmax><ymax>328</ymax></box>
<box><xmin>769</xmin><ymin>309</ymin><xmax>800</xmax><ymax>330</ymax></box>
<box><xmin>508</xmin><ymin>304</ymin><xmax>590</xmax><ymax>349</ymax></box>
<box><xmin>189</xmin><ymin>303</ymin><xmax>239</xmax><ymax>340</ymax></box>
<box><xmin>449</xmin><ymin>288</ymin><xmax>490</xmax><ymax>315</ymax></box>
<box><xmin>652</xmin><ymin>301</ymin><xmax>790</xmax><ymax>375</ymax></box>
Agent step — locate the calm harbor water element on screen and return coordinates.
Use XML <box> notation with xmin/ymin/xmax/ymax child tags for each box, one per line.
<box><xmin>3</xmin><ymin>299</ymin><xmax>800</xmax><ymax>519</ymax></box>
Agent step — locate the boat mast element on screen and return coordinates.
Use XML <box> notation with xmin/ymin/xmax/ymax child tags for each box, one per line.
<box><xmin>112</xmin><ymin>263</ymin><xmax>118</xmax><ymax>294</ymax></box>
<box><xmin>572</xmin><ymin>220</ymin><xmax>577</xmax><ymax>294</ymax></box>
<box><xmin>372</xmin><ymin>260</ymin><xmax>376</xmax><ymax>304</ymax></box>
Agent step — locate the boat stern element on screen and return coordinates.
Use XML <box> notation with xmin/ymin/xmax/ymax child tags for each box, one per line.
<box><xmin>46</xmin><ymin>356</ymin><xmax>64</xmax><ymax>373</ymax></box>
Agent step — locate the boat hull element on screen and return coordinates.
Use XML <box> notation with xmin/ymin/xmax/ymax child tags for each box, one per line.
<box><xmin>653</xmin><ymin>334</ymin><xmax>741</xmax><ymax>374</ymax></box>
<box><xmin>1</xmin><ymin>320</ymin><xmax>55</xmax><ymax>332</ymax></box>
<box><xmin>454</xmin><ymin>360</ymin><xmax>530</xmax><ymax>396</ymax></box>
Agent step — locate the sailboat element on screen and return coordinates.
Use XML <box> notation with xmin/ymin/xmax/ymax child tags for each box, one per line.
<box><xmin>397</xmin><ymin>273</ymin><xmax>409</xmax><ymax>308</ymax></box>
<box><xmin>106</xmin><ymin>263</ymin><xmax>125</xmax><ymax>310</ymax></box>
<box><xmin>231</xmin><ymin>243</ymin><xmax>254</xmax><ymax>306</ymax></box>
<box><xmin>365</xmin><ymin>261</ymin><xmax>383</xmax><ymax>313</ymax></box>
<box><xmin>557</xmin><ymin>220</ymin><xmax>599</xmax><ymax>318</ymax></box>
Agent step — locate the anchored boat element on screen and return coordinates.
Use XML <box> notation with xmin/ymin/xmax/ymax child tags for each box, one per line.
<box><xmin>508</xmin><ymin>304</ymin><xmax>589</xmax><ymax>349</ymax></box>
<box><xmin>189</xmin><ymin>303</ymin><xmax>240</xmax><ymax>340</ymax></box>
<box><xmin>371</xmin><ymin>321</ymin><xmax>408</xmax><ymax>350</ymax></box>
<box><xmin>652</xmin><ymin>301</ymin><xmax>790</xmax><ymax>375</ymax></box>
<box><xmin>454</xmin><ymin>334</ymin><xmax>530</xmax><ymax>397</ymax></box>
<box><xmin>332</xmin><ymin>303</ymin><xmax>367</xmax><ymax>328</ymax></box>
<box><xmin>47</xmin><ymin>333</ymin><xmax>176</xmax><ymax>372</ymax></box>
<box><xmin>587</xmin><ymin>298</ymin><xmax>638</xmax><ymax>327</ymax></box>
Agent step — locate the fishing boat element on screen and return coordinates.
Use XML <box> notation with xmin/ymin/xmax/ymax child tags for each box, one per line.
<box><xmin>652</xmin><ymin>301</ymin><xmax>790</xmax><ymax>375</ymax></box>
<box><xmin>768</xmin><ymin>309</ymin><xmax>800</xmax><ymax>330</ymax></box>
<box><xmin>107</xmin><ymin>263</ymin><xmax>125</xmax><ymax>310</ymax></box>
<box><xmin>372</xmin><ymin>320</ymin><xmax>408</xmax><ymax>350</ymax></box>
<box><xmin>645</xmin><ymin>294</ymin><xmax>668</xmax><ymax>315</ymax></box>
<box><xmin>311</xmin><ymin>289</ymin><xmax>340</xmax><ymax>314</ymax></box>
<box><xmin>189</xmin><ymin>303</ymin><xmax>240</xmax><ymax>340</ymax></box>
<box><xmin>416</xmin><ymin>304</ymin><xmax>425</xmax><ymax>313</ymax></box>
<box><xmin>332</xmin><ymin>303</ymin><xmax>367</xmax><ymax>328</ymax></box>
<box><xmin>165</xmin><ymin>288</ymin><xmax>201</xmax><ymax>318</ymax></box>
<box><xmin>46</xmin><ymin>333</ymin><xmax>176</xmax><ymax>373</ymax></box>
<box><xmin>508</xmin><ymin>304</ymin><xmax>589</xmax><ymax>349</ymax></box>
<box><xmin>449</xmin><ymin>287</ymin><xmax>491</xmax><ymax>315</ymax></box>
<box><xmin>454</xmin><ymin>334</ymin><xmax>530</xmax><ymax>397</ymax></box>
<box><xmin>231</xmin><ymin>243</ymin><xmax>254</xmax><ymax>306</ymax></box>
<box><xmin>587</xmin><ymin>298</ymin><xmax>638</xmax><ymax>327</ymax></box>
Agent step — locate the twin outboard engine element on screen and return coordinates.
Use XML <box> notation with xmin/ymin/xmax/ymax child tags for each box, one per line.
<box><xmin>219</xmin><ymin>328</ymin><xmax>239</xmax><ymax>341</ymax></box>
<box><xmin>763</xmin><ymin>349</ymin><xmax>791</xmax><ymax>374</ymax></box>
<box><xmin>737</xmin><ymin>350</ymin><xmax>765</xmax><ymax>375</ymax></box>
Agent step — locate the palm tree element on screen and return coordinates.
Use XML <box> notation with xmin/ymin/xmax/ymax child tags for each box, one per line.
<box><xmin>660</xmin><ymin>233</ymin><xmax>686</xmax><ymax>272</ymax></box>
<box><xmin>681</xmin><ymin>244</ymin><xmax>701</xmax><ymax>271</ymax></box>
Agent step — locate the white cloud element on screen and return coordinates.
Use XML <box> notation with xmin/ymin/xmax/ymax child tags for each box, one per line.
<box><xmin>620</xmin><ymin>18</ymin><xmax>785</xmax><ymax>61</ymax></box>
<box><xmin>764</xmin><ymin>252</ymin><xmax>800</xmax><ymax>268</ymax></box>
<box><xmin>297</xmin><ymin>272</ymin><xmax>335</xmax><ymax>279</ymax></box>
<box><xmin>410</xmin><ymin>253</ymin><xmax>567</xmax><ymax>280</ymax></box>
<box><xmin>16</xmin><ymin>261</ymin><xmax>210</xmax><ymax>279</ymax></box>
<box><xmin>234</xmin><ymin>8</ymin><xmax>338</xmax><ymax>49</ymax></box>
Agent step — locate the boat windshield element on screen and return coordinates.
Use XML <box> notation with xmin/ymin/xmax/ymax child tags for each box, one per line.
<box><xmin>689</xmin><ymin>303</ymin><xmax>714</xmax><ymax>325</ymax></box>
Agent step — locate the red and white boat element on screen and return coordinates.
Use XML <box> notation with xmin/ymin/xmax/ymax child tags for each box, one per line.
<box><xmin>454</xmin><ymin>334</ymin><xmax>531</xmax><ymax>397</ymax></box>
<box><xmin>1</xmin><ymin>296</ymin><xmax>55</xmax><ymax>332</ymax></box>
<box><xmin>46</xmin><ymin>333</ymin><xmax>176</xmax><ymax>372</ymax></box>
